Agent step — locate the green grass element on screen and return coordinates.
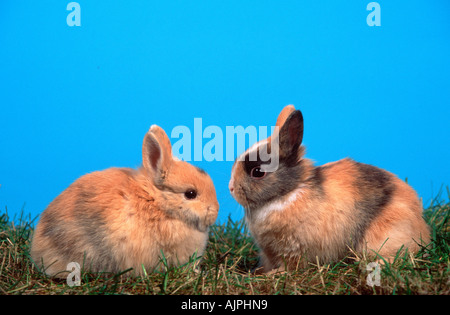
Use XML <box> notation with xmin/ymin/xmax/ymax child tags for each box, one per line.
<box><xmin>0</xmin><ymin>200</ymin><xmax>449</xmax><ymax>295</ymax></box>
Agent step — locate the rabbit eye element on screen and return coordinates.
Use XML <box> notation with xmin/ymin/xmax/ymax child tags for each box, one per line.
<box><xmin>184</xmin><ymin>189</ymin><xmax>197</xmax><ymax>200</ymax></box>
<box><xmin>250</xmin><ymin>167</ymin><xmax>266</xmax><ymax>179</ymax></box>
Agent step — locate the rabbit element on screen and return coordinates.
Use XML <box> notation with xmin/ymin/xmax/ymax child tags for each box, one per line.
<box><xmin>31</xmin><ymin>125</ymin><xmax>219</xmax><ymax>278</ymax></box>
<box><xmin>229</xmin><ymin>105</ymin><xmax>430</xmax><ymax>272</ymax></box>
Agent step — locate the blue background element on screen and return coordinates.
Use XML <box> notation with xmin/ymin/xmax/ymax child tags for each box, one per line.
<box><xmin>1</xmin><ymin>1</ymin><xmax>449</xmax><ymax>224</ymax></box>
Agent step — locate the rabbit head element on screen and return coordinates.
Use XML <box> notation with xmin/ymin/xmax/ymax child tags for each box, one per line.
<box><xmin>229</xmin><ymin>105</ymin><xmax>312</xmax><ymax>214</ymax></box>
<box><xmin>142</xmin><ymin>125</ymin><xmax>219</xmax><ymax>232</ymax></box>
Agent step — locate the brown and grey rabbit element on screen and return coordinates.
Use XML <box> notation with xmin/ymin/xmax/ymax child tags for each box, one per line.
<box><xmin>229</xmin><ymin>105</ymin><xmax>430</xmax><ymax>272</ymax></box>
<box><xmin>31</xmin><ymin>125</ymin><xmax>219</xmax><ymax>278</ymax></box>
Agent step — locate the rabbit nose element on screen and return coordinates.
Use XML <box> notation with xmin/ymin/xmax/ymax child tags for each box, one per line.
<box><xmin>208</xmin><ymin>203</ymin><xmax>219</xmax><ymax>213</ymax></box>
<box><xmin>229</xmin><ymin>179</ymin><xmax>234</xmax><ymax>193</ymax></box>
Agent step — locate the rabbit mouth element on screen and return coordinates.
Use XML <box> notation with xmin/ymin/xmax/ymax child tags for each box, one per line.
<box><xmin>234</xmin><ymin>184</ymin><xmax>253</xmax><ymax>210</ymax></box>
<box><xmin>165</xmin><ymin>207</ymin><xmax>214</xmax><ymax>233</ymax></box>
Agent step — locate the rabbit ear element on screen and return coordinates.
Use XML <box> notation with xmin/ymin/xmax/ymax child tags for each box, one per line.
<box><xmin>276</xmin><ymin>105</ymin><xmax>296</xmax><ymax>127</ymax></box>
<box><xmin>278</xmin><ymin>110</ymin><xmax>304</xmax><ymax>157</ymax></box>
<box><xmin>142</xmin><ymin>125</ymin><xmax>173</xmax><ymax>181</ymax></box>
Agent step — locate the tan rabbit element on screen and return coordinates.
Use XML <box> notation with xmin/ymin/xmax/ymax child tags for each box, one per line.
<box><xmin>229</xmin><ymin>105</ymin><xmax>430</xmax><ymax>272</ymax></box>
<box><xmin>31</xmin><ymin>125</ymin><xmax>219</xmax><ymax>278</ymax></box>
